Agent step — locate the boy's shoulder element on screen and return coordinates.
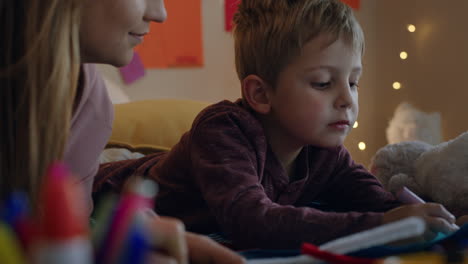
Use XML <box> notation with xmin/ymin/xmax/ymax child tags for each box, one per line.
<box><xmin>305</xmin><ymin>145</ymin><xmax>352</xmax><ymax>167</ymax></box>
<box><xmin>190</xmin><ymin>99</ymin><xmax>265</xmax><ymax>138</ymax></box>
<box><xmin>194</xmin><ymin>99</ymin><xmax>257</xmax><ymax>125</ymax></box>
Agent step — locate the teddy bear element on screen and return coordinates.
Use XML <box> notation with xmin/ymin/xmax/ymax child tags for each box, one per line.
<box><xmin>369</xmin><ymin>131</ymin><xmax>468</xmax><ymax>217</ymax></box>
<box><xmin>386</xmin><ymin>102</ymin><xmax>442</xmax><ymax>145</ymax></box>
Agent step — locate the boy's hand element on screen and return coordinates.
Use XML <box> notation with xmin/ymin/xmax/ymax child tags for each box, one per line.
<box><xmin>382</xmin><ymin>203</ymin><xmax>458</xmax><ymax>241</ymax></box>
<box><xmin>456</xmin><ymin>215</ymin><xmax>468</xmax><ymax>226</ymax></box>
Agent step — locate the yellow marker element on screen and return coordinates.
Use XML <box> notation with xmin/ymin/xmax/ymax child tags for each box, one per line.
<box><xmin>378</xmin><ymin>252</ymin><xmax>462</xmax><ymax>264</ymax></box>
<box><xmin>0</xmin><ymin>222</ymin><xmax>26</xmax><ymax>264</ymax></box>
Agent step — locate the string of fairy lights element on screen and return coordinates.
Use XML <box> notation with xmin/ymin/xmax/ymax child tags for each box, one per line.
<box><xmin>354</xmin><ymin>23</ymin><xmax>416</xmax><ymax>152</ymax></box>
<box><xmin>392</xmin><ymin>24</ymin><xmax>416</xmax><ymax>92</ymax></box>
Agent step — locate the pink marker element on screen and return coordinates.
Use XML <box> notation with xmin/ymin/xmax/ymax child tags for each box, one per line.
<box><xmin>396</xmin><ymin>186</ymin><xmax>459</xmax><ymax>230</ymax></box>
<box><xmin>396</xmin><ymin>186</ymin><xmax>425</xmax><ymax>204</ymax></box>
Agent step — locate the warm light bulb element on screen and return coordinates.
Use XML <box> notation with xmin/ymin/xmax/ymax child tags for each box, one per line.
<box><xmin>353</xmin><ymin>121</ymin><xmax>358</xmax><ymax>128</ymax></box>
<box><xmin>393</xmin><ymin>82</ymin><xmax>402</xmax><ymax>90</ymax></box>
<box><xmin>358</xmin><ymin>142</ymin><xmax>366</xmax><ymax>151</ymax></box>
<box><xmin>407</xmin><ymin>24</ymin><xmax>416</xmax><ymax>32</ymax></box>
<box><xmin>400</xmin><ymin>51</ymin><xmax>408</xmax><ymax>60</ymax></box>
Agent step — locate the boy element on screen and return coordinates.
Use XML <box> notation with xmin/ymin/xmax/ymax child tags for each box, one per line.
<box><xmin>97</xmin><ymin>0</ymin><xmax>457</xmax><ymax>250</ymax></box>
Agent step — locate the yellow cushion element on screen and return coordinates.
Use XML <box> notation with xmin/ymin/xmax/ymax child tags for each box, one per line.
<box><xmin>108</xmin><ymin>99</ymin><xmax>210</xmax><ymax>153</ymax></box>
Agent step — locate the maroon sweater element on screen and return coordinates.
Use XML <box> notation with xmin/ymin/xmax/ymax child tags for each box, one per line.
<box><xmin>95</xmin><ymin>100</ymin><xmax>401</xmax><ymax>249</ymax></box>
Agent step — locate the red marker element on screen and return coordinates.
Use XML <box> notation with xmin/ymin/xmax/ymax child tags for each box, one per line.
<box><xmin>301</xmin><ymin>243</ymin><xmax>375</xmax><ymax>264</ymax></box>
<box><xmin>32</xmin><ymin>162</ymin><xmax>92</xmax><ymax>264</ymax></box>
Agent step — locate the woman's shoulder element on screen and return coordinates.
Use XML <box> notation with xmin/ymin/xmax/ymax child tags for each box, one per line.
<box><xmin>73</xmin><ymin>64</ymin><xmax>112</xmax><ymax>122</ymax></box>
<box><xmin>81</xmin><ymin>64</ymin><xmax>107</xmax><ymax>98</ymax></box>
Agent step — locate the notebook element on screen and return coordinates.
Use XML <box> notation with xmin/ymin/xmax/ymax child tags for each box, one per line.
<box><xmin>246</xmin><ymin>216</ymin><xmax>426</xmax><ymax>264</ymax></box>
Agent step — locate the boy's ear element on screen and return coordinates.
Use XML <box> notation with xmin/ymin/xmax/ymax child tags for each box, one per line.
<box><xmin>241</xmin><ymin>75</ymin><xmax>272</xmax><ymax>114</ymax></box>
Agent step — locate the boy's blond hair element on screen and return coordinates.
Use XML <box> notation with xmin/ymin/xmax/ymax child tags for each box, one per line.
<box><xmin>233</xmin><ymin>0</ymin><xmax>364</xmax><ymax>87</ymax></box>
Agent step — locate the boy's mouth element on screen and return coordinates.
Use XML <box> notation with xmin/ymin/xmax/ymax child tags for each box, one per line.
<box><xmin>328</xmin><ymin>120</ymin><xmax>350</xmax><ymax>126</ymax></box>
<box><xmin>328</xmin><ymin>120</ymin><xmax>350</xmax><ymax>131</ymax></box>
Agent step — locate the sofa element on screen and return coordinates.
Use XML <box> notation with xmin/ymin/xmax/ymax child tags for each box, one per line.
<box><xmin>100</xmin><ymin>99</ymin><xmax>210</xmax><ymax>162</ymax></box>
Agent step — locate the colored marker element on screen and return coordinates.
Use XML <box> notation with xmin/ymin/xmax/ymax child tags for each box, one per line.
<box><xmin>2</xmin><ymin>192</ymin><xmax>29</xmax><ymax>226</ymax></box>
<box><xmin>91</xmin><ymin>194</ymin><xmax>118</xmax><ymax>251</ymax></box>
<box><xmin>2</xmin><ymin>192</ymin><xmax>36</xmax><ymax>252</ymax></box>
<box><xmin>301</xmin><ymin>243</ymin><xmax>375</xmax><ymax>264</ymax></box>
<box><xmin>32</xmin><ymin>162</ymin><xmax>92</xmax><ymax>264</ymax></box>
<box><xmin>396</xmin><ymin>186</ymin><xmax>425</xmax><ymax>204</ymax></box>
<box><xmin>96</xmin><ymin>177</ymin><xmax>157</xmax><ymax>264</ymax></box>
<box><xmin>396</xmin><ymin>186</ymin><xmax>459</xmax><ymax>230</ymax></box>
<box><xmin>0</xmin><ymin>222</ymin><xmax>27</xmax><ymax>264</ymax></box>
<box><xmin>118</xmin><ymin>216</ymin><xmax>151</xmax><ymax>264</ymax></box>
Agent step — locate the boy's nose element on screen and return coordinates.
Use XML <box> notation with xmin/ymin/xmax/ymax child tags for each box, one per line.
<box><xmin>335</xmin><ymin>86</ymin><xmax>353</xmax><ymax>109</ymax></box>
<box><xmin>338</xmin><ymin>101</ymin><xmax>350</xmax><ymax>109</ymax></box>
<box><xmin>145</xmin><ymin>0</ymin><xmax>167</xmax><ymax>23</ymax></box>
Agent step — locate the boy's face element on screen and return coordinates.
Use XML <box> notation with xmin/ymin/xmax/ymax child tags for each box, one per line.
<box><xmin>80</xmin><ymin>0</ymin><xmax>167</xmax><ymax>67</ymax></box>
<box><xmin>266</xmin><ymin>34</ymin><xmax>361</xmax><ymax>149</ymax></box>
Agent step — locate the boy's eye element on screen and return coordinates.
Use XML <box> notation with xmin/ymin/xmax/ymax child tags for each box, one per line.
<box><xmin>350</xmin><ymin>82</ymin><xmax>360</xmax><ymax>89</ymax></box>
<box><xmin>311</xmin><ymin>82</ymin><xmax>331</xmax><ymax>89</ymax></box>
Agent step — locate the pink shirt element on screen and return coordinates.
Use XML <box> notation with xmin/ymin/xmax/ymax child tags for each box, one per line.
<box><xmin>64</xmin><ymin>64</ymin><xmax>114</xmax><ymax>215</ymax></box>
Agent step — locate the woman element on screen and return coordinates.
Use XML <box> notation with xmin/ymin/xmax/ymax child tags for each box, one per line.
<box><xmin>0</xmin><ymin>0</ymin><xmax>244</xmax><ymax>263</ymax></box>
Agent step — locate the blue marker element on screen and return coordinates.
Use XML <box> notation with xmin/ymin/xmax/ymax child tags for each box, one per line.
<box><xmin>119</xmin><ymin>221</ymin><xmax>150</xmax><ymax>264</ymax></box>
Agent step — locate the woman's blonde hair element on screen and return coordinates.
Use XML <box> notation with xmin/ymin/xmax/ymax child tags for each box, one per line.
<box><xmin>233</xmin><ymin>0</ymin><xmax>364</xmax><ymax>87</ymax></box>
<box><xmin>0</xmin><ymin>0</ymin><xmax>81</xmax><ymax>205</ymax></box>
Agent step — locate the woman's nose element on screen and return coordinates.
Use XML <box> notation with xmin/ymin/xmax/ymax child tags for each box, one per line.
<box><xmin>144</xmin><ymin>0</ymin><xmax>167</xmax><ymax>23</ymax></box>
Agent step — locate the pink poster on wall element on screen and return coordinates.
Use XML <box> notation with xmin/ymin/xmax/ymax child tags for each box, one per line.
<box><xmin>119</xmin><ymin>52</ymin><xmax>146</xmax><ymax>84</ymax></box>
<box><xmin>225</xmin><ymin>0</ymin><xmax>240</xmax><ymax>32</ymax></box>
<box><xmin>341</xmin><ymin>0</ymin><xmax>360</xmax><ymax>10</ymax></box>
<box><xmin>135</xmin><ymin>0</ymin><xmax>203</xmax><ymax>68</ymax></box>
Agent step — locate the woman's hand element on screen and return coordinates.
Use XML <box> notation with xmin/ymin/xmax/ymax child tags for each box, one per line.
<box><xmin>148</xmin><ymin>216</ymin><xmax>189</xmax><ymax>264</ymax></box>
<box><xmin>145</xmin><ymin>214</ymin><xmax>245</xmax><ymax>264</ymax></box>
<box><xmin>185</xmin><ymin>232</ymin><xmax>246</xmax><ymax>264</ymax></box>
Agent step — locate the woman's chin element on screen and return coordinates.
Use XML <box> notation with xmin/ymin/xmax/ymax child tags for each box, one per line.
<box><xmin>112</xmin><ymin>54</ymin><xmax>134</xmax><ymax>68</ymax></box>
